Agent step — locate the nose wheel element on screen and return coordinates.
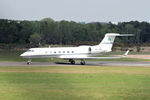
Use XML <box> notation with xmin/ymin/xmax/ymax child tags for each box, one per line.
<box><xmin>27</xmin><ymin>59</ymin><xmax>32</xmax><ymax>65</ymax></box>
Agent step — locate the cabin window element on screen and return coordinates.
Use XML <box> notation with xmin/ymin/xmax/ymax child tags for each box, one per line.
<box><xmin>72</xmin><ymin>51</ymin><xmax>74</xmax><ymax>53</ymax></box>
<box><xmin>54</xmin><ymin>51</ymin><xmax>56</xmax><ymax>53</ymax></box>
<box><xmin>59</xmin><ymin>51</ymin><xmax>61</xmax><ymax>53</ymax></box>
<box><xmin>63</xmin><ymin>51</ymin><xmax>65</xmax><ymax>53</ymax></box>
<box><xmin>67</xmin><ymin>51</ymin><xmax>69</xmax><ymax>53</ymax></box>
<box><xmin>89</xmin><ymin>47</ymin><xmax>91</xmax><ymax>52</ymax></box>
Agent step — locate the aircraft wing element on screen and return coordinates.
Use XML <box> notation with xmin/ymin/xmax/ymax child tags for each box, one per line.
<box><xmin>59</xmin><ymin>50</ymin><xmax>129</xmax><ymax>59</ymax></box>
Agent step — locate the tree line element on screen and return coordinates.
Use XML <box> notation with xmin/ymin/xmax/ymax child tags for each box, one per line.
<box><xmin>0</xmin><ymin>18</ymin><xmax>150</xmax><ymax>47</ymax></box>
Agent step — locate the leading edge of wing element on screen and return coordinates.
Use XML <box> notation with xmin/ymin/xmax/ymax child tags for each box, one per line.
<box><xmin>59</xmin><ymin>56</ymin><xmax>121</xmax><ymax>59</ymax></box>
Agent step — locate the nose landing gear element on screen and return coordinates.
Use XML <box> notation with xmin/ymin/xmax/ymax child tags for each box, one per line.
<box><xmin>27</xmin><ymin>59</ymin><xmax>32</xmax><ymax>65</ymax></box>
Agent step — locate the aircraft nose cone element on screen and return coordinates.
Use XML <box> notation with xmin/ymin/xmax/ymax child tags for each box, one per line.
<box><xmin>20</xmin><ymin>53</ymin><xmax>25</xmax><ymax>57</ymax></box>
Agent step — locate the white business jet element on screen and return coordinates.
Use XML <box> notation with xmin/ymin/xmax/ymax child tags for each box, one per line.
<box><xmin>20</xmin><ymin>33</ymin><xmax>132</xmax><ymax>65</ymax></box>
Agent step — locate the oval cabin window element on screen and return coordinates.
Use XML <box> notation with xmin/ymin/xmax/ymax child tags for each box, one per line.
<box><xmin>89</xmin><ymin>47</ymin><xmax>91</xmax><ymax>52</ymax></box>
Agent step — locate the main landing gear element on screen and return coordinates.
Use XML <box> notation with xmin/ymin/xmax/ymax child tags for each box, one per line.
<box><xmin>27</xmin><ymin>59</ymin><xmax>32</xmax><ymax>65</ymax></box>
<box><xmin>69</xmin><ymin>59</ymin><xmax>75</xmax><ymax>64</ymax></box>
<box><xmin>69</xmin><ymin>59</ymin><xmax>86</xmax><ymax>65</ymax></box>
<box><xmin>80</xmin><ymin>60</ymin><xmax>85</xmax><ymax>65</ymax></box>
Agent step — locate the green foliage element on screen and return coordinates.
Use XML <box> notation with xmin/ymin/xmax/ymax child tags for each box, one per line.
<box><xmin>29</xmin><ymin>32</ymin><xmax>41</xmax><ymax>47</ymax></box>
<box><xmin>136</xmin><ymin>46</ymin><xmax>141</xmax><ymax>52</ymax></box>
<box><xmin>0</xmin><ymin>19</ymin><xmax>150</xmax><ymax>46</ymax></box>
<box><xmin>40</xmin><ymin>17</ymin><xmax>54</xmax><ymax>23</ymax></box>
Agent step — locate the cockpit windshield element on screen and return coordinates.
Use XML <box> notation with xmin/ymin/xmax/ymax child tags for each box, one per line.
<box><xmin>26</xmin><ymin>50</ymin><xmax>34</xmax><ymax>52</ymax></box>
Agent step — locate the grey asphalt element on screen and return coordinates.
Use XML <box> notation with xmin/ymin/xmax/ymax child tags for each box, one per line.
<box><xmin>0</xmin><ymin>61</ymin><xmax>150</xmax><ymax>67</ymax></box>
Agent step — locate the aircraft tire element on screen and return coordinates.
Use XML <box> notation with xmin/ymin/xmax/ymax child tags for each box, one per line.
<box><xmin>81</xmin><ymin>60</ymin><xmax>85</xmax><ymax>65</ymax></box>
<box><xmin>71</xmin><ymin>60</ymin><xmax>75</xmax><ymax>64</ymax></box>
<box><xmin>27</xmin><ymin>62</ymin><xmax>31</xmax><ymax>65</ymax></box>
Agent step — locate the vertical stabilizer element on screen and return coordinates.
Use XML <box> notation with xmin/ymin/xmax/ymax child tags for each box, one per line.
<box><xmin>99</xmin><ymin>33</ymin><xmax>119</xmax><ymax>51</ymax></box>
<box><xmin>99</xmin><ymin>33</ymin><xmax>133</xmax><ymax>52</ymax></box>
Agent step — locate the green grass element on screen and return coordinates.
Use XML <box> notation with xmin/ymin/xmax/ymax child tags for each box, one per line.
<box><xmin>0</xmin><ymin>50</ymin><xmax>150</xmax><ymax>62</ymax></box>
<box><xmin>0</xmin><ymin>66</ymin><xmax>150</xmax><ymax>100</ymax></box>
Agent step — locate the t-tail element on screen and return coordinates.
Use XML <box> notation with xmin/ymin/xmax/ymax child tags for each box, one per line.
<box><xmin>99</xmin><ymin>33</ymin><xmax>134</xmax><ymax>52</ymax></box>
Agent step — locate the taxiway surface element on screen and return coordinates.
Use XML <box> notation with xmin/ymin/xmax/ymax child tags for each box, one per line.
<box><xmin>0</xmin><ymin>61</ymin><xmax>150</xmax><ymax>67</ymax></box>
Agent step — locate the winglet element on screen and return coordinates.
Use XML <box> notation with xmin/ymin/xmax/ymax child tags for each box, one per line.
<box><xmin>122</xmin><ymin>50</ymin><xmax>130</xmax><ymax>57</ymax></box>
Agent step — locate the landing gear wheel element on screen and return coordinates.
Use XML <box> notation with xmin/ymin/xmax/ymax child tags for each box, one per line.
<box><xmin>81</xmin><ymin>60</ymin><xmax>85</xmax><ymax>65</ymax></box>
<box><xmin>69</xmin><ymin>59</ymin><xmax>75</xmax><ymax>64</ymax></box>
<box><xmin>27</xmin><ymin>62</ymin><xmax>31</xmax><ymax>65</ymax></box>
<box><xmin>71</xmin><ymin>60</ymin><xmax>75</xmax><ymax>64</ymax></box>
<box><xmin>27</xmin><ymin>59</ymin><xmax>32</xmax><ymax>65</ymax></box>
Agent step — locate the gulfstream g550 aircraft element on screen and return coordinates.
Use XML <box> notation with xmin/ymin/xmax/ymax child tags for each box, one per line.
<box><xmin>20</xmin><ymin>33</ymin><xmax>133</xmax><ymax>65</ymax></box>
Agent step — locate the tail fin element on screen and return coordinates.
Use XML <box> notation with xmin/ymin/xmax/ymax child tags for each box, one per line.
<box><xmin>99</xmin><ymin>33</ymin><xmax>133</xmax><ymax>52</ymax></box>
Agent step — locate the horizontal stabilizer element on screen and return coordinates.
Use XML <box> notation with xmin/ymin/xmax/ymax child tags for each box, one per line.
<box><xmin>118</xmin><ymin>34</ymin><xmax>135</xmax><ymax>36</ymax></box>
<box><xmin>99</xmin><ymin>33</ymin><xmax>133</xmax><ymax>52</ymax></box>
